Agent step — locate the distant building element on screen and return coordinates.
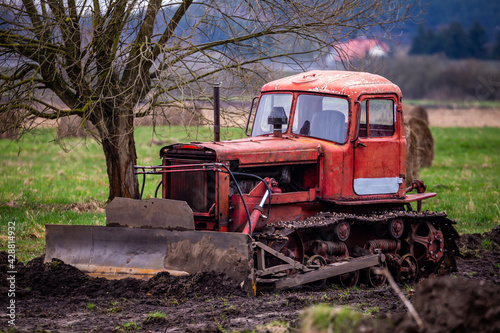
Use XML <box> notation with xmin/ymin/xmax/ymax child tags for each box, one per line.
<box><xmin>328</xmin><ymin>37</ymin><xmax>390</xmax><ymax>63</ymax></box>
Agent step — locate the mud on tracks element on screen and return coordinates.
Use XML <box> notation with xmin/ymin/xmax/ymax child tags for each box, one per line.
<box><xmin>1</xmin><ymin>226</ymin><xmax>499</xmax><ymax>332</ymax></box>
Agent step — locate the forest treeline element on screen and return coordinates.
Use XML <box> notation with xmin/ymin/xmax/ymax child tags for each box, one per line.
<box><xmin>410</xmin><ymin>21</ymin><xmax>500</xmax><ymax>60</ymax></box>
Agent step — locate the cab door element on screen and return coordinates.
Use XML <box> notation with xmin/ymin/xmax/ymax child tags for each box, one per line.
<box><xmin>353</xmin><ymin>96</ymin><xmax>403</xmax><ymax>196</ymax></box>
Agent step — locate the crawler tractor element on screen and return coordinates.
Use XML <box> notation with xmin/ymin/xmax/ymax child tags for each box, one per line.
<box><xmin>46</xmin><ymin>70</ymin><xmax>460</xmax><ymax>293</ymax></box>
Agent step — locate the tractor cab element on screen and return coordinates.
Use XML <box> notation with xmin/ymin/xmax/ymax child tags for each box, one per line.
<box><xmin>247</xmin><ymin>70</ymin><xmax>406</xmax><ymax>200</ymax></box>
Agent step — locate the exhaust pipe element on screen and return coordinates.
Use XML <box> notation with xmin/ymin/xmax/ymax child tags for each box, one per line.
<box><xmin>213</xmin><ymin>82</ymin><xmax>221</xmax><ymax>142</ymax></box>
<box><xmin>268</xmin><ymin>106</ymin><xmax>288</xmax><ymax>138</ymax></box>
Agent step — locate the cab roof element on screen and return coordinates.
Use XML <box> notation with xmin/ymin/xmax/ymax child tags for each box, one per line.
<box><xmin>261</xmin><ymin>70</ymin><xmax>402</xmax><ymax>97</ymax></box>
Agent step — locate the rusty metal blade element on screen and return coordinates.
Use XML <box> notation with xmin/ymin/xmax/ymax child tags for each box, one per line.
<box><xmin>106</xmin><ymin>197</ymin><xmax>195</xmax><ymax>230</ymax></box>
<box><xmin>45</xmin><ymin>225</ymin><xmax>254</xmax><ymax>286</ymax></box>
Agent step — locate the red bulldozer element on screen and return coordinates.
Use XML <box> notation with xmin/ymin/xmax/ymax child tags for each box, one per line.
<box><xmin>46</xmin><ymin>70</ymin><xmax>460</xmax><ymax>294</ymax></box>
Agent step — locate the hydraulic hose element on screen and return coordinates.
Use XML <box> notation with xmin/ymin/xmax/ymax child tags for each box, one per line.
<box><xmin>231</xmin><ymin>172</ymin><xmax>273</xmax><ymax>218</ymax></box>
<box><xmin>218</xmin><ymin>164</ymin><xmax>253</xmax><ymax>236</ymax></box>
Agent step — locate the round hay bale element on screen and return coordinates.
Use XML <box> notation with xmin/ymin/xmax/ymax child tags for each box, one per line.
<box><xmin>0</xmin><ymin>109</ymin><xmax>21</xmax><ymax>140</ymax></box>
<box><xmin>57</xmin><ymin>115</ymin><xmax>96</xmax><ymax>138</ymax></box>
<box><xmin>134</xmin><ymin>105</ymin><xmax>207</xmax><ymax>127</ymax></box>
<box><xmin>405</xmin><ymin>122</ymin><xmax>420</xmax><ymax>187</ymax></box>
<box><xmin>406</xmin><ymin>106</ymin><xmax>429</xmax><ymax>125</ymax></box>
<box><xmin>405</xmin><ymin>115</ymin><xmax>434</xmax><ymax>168</ymax></box>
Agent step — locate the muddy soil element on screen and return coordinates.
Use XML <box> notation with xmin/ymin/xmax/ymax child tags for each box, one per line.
<box><xmin>1</xmin><ymin>227</ymin><xmax>499</xmax><ymax>333</ymax></box>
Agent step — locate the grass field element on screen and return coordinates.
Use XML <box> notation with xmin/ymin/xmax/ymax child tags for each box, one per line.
<box><xmin>419</xmin><ymin>127</ymin><xmax>500</xmax><ymax>234</ymax></box>
<box><xmin>0</xmin><ymin>126</ymin><xmax>499</xmax><ymax>262</ymax></box>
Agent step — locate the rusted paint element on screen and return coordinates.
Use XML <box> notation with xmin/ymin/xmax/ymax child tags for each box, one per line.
<box><xmin>199</xmin><ymin>137</ymin><xmax>321</xmax><ymax>167</ymax></box>
<box><xmin>45</xmin><ymin>225</ymin><xmax>254</xmax><ymax>285</ymax></box>
<box><xmin>106</xmin><ymin>197</ymin><xmax>194</xmax><ymax>230</ymax></box>
<box><xmin>261</xmin><ymin>70</ymin><xmax>402</xmax><ymax>97</ymax></box>
<box><xmin>216</xmin><ymin>170</ymin><xmax>230</xmax><ymax>229</ymax></box>
<box><xmin>230</xmin><ymin>189</ymin><xmax>317</xmax><ymax>232</ymax></box>
<box><xmin>157</xmin><ymin>70</ymin><xmax>422</xmax><ymax>231</ymax></box>
<box><xmin>330</xmin><ymin>192</ymin><xmax>436</xmax><ymax>205</ymax></box>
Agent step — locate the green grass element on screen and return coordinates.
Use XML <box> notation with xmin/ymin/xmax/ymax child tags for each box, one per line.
<box><xmin>0</xmin><ymin>125</ymin><xmax>498</xmax><ymax>262</ymax></box>
<box><xmin>419</xmin><ymin>127</ymin><xmax>500</xmax><ymax>234</ymax></box>
<box><xmin>0</xmin><ymin>125</ymin><xmax>245</xmax><ymax>262</ymax></box>
<box><xmin>103</xmin><ymin>301</ymin><xmax>123</xmax><ymax>315</ymax></box>
<box><xmin>301</xmin><ymin>304</ymin><xmax>365</xmax><ymax>333</ymax></box>
<box><xmin>86</xmin><ymin>302</ymin><xmax>96</xmax><ymax>311</ymax></box>
<box><xmin>144</xmin><ymin>310</ymin><xmax>167</xmax><ymax>321</ymax></box>
<box><xmin>115</xmin><ymin>321</ymin><xmax>142</xmax><ymax>332</ymax></box>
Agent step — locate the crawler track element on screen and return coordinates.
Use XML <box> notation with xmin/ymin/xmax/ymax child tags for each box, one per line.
<box><xmin>253</xmin><ymin>210</ymin><xmax>460</xmax><ymax>287</ymax></box>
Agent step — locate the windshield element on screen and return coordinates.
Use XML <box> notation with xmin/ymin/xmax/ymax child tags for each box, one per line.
<box><xmin>292</xmin><ymin>94</ymin><xmax>349</xmax><ymax>144</ymax></box>
<box><xmin>251</xmin><ymin>93</ymin><xmax>293</xmax><ymax>136</ymax></box>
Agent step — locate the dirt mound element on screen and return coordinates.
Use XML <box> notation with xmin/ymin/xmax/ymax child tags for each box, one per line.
<box><xmin>456</xmin><ymin>227</ymin><xmax>500</xmax><ymax>259</ymax></box>
<box><xmin>393</xmin><ymin>276</ymin><xmax>500</xmax><ymax>333</ymax></box>
<box><xmin>1</xmin><ymin>255</ymin><xmax>245</xmax><ymax>302</ymax></box>
<box><xmin>147</xmin><ymin>271</ymin><xmax>245</xmax><ymax>298</ymax></box>
<box><xmin>485</xmin><ymin>225</ymin><xmax>500</xmax><ymax>246</ymax></box>
<box><xmin>14</xmin><ymin>256</ymin><xmax>91</xmax><ymax>298</ymax></box>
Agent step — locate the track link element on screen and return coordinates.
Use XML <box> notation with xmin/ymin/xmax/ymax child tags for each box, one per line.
<box><xmin>253</xmin><ymin>210</ymin><xmax>460</xmax><ymax>285</ymax></box>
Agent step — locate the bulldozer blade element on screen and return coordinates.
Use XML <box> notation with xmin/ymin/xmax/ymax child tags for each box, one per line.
<box><xmin>45</xmin><ymin>225</ymin><xmax>254</xmax><ymax>289</ymax></box>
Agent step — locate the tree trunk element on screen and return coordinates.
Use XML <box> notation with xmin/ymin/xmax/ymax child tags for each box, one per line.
<box><xmin>99</xmin><ymin>108</ymin><xmax>139</xmax><ymax>202</ymax></box>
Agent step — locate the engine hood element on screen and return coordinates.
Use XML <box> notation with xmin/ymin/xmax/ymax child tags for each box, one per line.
<box><xmin>161</xmin><ymin>135</ymin><xmax>328</xmax><ymax>167</ymax></box>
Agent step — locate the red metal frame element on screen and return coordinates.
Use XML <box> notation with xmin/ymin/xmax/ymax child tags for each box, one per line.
<box><xmin>136</xmin><ymin>70</ymin><xmax>432</xmax><ymax>233</ymax></box>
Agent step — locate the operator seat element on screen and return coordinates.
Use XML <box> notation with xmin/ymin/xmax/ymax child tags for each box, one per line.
<box><xmin>310</xmin><ymin>110</ymin><xmax>346</xmax><ymax>143</ymax></box>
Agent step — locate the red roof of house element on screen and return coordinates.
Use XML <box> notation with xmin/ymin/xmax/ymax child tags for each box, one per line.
<box><xmin>332</xmin><ymin>38</ymin><xmax>390</xmax><ymax>62</ymax></box>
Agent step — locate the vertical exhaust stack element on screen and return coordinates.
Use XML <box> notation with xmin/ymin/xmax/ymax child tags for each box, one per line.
<box><xmin>213</xmin><ymin>83</ymin><xmax>221</xmax><ymax>142</ymax></box>
<box><xmin>268</xmin><ymin>106</ymin><xmax>288</xmax><ymax>138</ymax></box>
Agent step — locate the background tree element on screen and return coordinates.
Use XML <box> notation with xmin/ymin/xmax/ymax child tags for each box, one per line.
<box><xmin>409</xmin><ymin>24</ymin><xmax>443</xmax><ymax>55</ymax></box>
<box><xmin>468</xmin><ymin>21</ymin><xmax>487</xmax><ymax>59</ymax></box>
<box><xmin>443</xmin><ymin>20</ymin><xmax>471</xmax><ymax>59</ymax></box>
<box><xmin>409</xmin><ymin>20</ymin><xmax>491</xmax><ymax>59</ymax></box>
<box><xmin>491</xmin><ymin>30</ymin><xmax>500</xmax><ymax>60</ymax></box>
<box><xmin>0</xmin><ymin>0</ymin><xmax>419</xmax><ymax>201</ymax></box>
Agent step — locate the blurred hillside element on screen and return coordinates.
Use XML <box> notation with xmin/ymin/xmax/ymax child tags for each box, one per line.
<box><xmin>419</xmin><ymin>0</ymin><xmax>500</xmax><ymax>42</ymax></box>
<box><xmin>398</xmin><ymin>0</ymin><xmax>500</xmax><ymax>44</ymax></box>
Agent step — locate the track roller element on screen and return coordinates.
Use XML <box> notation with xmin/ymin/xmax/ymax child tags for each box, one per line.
<box><xmin>362</xmin><ymin>264</ymin><xmax>387</xmax><ymax>287</ymax></box>
<box><xmin>398</xmin><ymin>254</ymin><xmax>418</xmax><ymax>284</ymax></box>
<box><xmin>306</xmin><ymin>255</ymin><xmax>327</xmax><ymax>288</ymax></box>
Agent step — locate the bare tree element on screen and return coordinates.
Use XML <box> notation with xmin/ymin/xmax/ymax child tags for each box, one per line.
<box><xmin>0</xmin><ymin>0</ymin><xmax>419</xmax><ymax>201</ymax></box>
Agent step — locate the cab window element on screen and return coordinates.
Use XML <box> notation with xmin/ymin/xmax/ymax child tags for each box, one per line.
<box><xmin>251</xmin><ymin>94</ymin><xmax>293</xmax><ymax>136</ymax></box>
<box><xmin>293</xmin><ymin>94</ymin><xmax>349</xmax><ymax>144</ymax></box>
<box><xmin>359</xmin><ymin>99</ymin><xmax>395</xmax><ymax>137</ymax></box>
